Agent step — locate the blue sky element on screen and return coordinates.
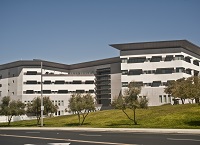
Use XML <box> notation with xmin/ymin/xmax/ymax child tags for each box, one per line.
<box><xmin>0</xmin><ymin>0</ymin><xmax>200</xmax><ymax>64</ymax></box>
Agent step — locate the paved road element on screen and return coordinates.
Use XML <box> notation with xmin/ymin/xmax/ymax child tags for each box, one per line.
<box><xmin>0</xmin><ymin>129</ymin><xmax>200</xmax><ymax>145</ymax></box>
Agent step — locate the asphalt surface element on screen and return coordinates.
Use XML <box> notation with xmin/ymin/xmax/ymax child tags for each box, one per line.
<box><xmin>0</xmin><ymin>128</ymin><xmax>200</xmax><ymax>145</ymax></box>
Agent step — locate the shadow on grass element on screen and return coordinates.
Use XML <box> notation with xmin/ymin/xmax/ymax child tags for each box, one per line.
<box><xmin>64</xmin><ymin>123</ymin><xmax>90</xmax><ymax>127</ymax></box>
<box><xmin>0</xmin><ymin>123</ymin><xmax>40</xmax><ymax>127</ymax></box>
<box><xmin>185</xmin><ymin>121</ymin><xmax>200</xmax><ymax>126</ymax></box>
<box><xmin>106</xmin><ymin>122</ymin><xmax>140</xmax><ymax>127</ymax></box>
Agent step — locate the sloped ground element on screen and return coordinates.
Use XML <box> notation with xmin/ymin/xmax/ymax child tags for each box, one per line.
<box><xmin>0</xmin><ymin>104</ymin><xmax>200</xmax><ymax>129</ymax></box>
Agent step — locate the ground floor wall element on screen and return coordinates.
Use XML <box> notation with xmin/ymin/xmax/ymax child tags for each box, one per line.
<box><xmin>140</xmin><ymin>87</ymin><xmax>193</xmax><ymax>106</ymax></box>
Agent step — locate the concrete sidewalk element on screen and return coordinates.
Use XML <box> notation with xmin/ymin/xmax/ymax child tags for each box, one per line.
<box><xmin>1</xmin><ymin>127</ymin><xmax>200</xmax><ymax>134</ymax></box>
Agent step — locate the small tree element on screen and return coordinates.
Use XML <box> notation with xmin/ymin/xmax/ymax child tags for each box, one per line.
<box><xmin>0</xmin><ymin>96</ymin><xmax>25</xmax><ymax>125</ymax></box>
<box><xmin>43</xmin><ymin>97</ymin><xmax>58</xmax><ymax>115</ymax></box>
<box><xmin>68</xmin><ymin>93</ymin><xmax>95</xmax><ymax>125</ymax></box>
<box><xmin>26</xmin><ymin>97</ymin><xmax>41</xmax><ymax>125</ymax></box>
<box><xmin>27</xmin><ymin>96</ymin><xmax>57</xmax><ymax>125</ymax></box>
<box><xmin>112</xmin><ymin>82</ymin><xmax>148</xmax><ymax>125</ymax></box>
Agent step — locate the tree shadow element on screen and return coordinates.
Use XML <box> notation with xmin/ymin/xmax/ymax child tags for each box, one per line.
<box><xmin>0</xmin><ymin>124</ymin><xmax>9</xmax><ymax>127</ymax></box>
<box><xmin>106</xmin><ymin>122</ymin><xmax>140</xmax><ymax>127</ymax></box>
<box><xmin>64</xmin><ymin>122</ymin><xmax>90</xmax><ymax>127</ymax></box>
<box><xmin>185</xmin><ymin>121</ymin><xmax>200</xmax><ymax>126</ymax></box>
<box><xmin>0</xmin><ymin>123</ymin><xmax>39</xmax><ymax>127</ymax></box>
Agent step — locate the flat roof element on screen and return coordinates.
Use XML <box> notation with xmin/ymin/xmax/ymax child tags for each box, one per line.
<box><xmin>110</xmin><ymin>40</ymin><xmax>200</xmax><ymax>55</ymax></box>
<box><xmin>0</xmin><ymin>57</ymin><xmax>120</xmax><ymax>71</ymax></box>
<box><xmin>0</xmin><ymin>60</ymin><xmax>70</xmax><ymax>71</ymax></box>
<box><xmin>70</xmin><ymin>57</ymin><xmax>120</xmax><ymax>69</ymax></box>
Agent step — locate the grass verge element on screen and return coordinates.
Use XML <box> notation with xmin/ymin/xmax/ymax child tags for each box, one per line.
<box><xmin>0</xmin><ymin>104</ymin><xmax>200</xmax><ymax>128</ymax></box>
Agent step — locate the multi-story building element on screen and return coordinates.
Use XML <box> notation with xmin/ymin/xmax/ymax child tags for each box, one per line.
<box><xmin>0</xmin><ymin>40</ymin><xmax>200</xmax><ymax>116</ymax></box>
<box><xmin>111</xmin><ymin>40</ymin><xmax>200</xmax><ymax>106</ymax></box>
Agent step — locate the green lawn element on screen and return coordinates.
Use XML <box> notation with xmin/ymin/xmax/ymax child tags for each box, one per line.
<box><xmin>1</xmin><ymin>104</ymin><xmax>200</xmax><ymax>128</ymax></box>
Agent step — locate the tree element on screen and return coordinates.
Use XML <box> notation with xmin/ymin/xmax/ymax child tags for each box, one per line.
<box><xmin>43</xmin><ymin>97</ymin><xmax>58</xmax><ymax>115</ymax></box>
<box><xmin>112</xmin><ymin>82</ymin><xmax>148</xmax><ymax>125</ymax></box>
<box><xmin>0</xmin><ymin>96</ymin><xmax>25</xmax><ymax>125</ymax></box>
<box><xmin>68</xmin><ymin>93</ymin><xmax>95</xmax><ymax>125</ymax></box>
<box><xmin>184</xmin><ymin>76</ymin><xmax>200</xmax><ymax>104</ymax></box>
<box><xmin>27</xmin><ymin>96</ymin><xmax>58</xmax><ymax>125</ymax></box>
<box><xmin>173</xmin><ymin>78</ymin><xmax>188</xmax><ymax>104</ymax></box>
<box><xmin>164</xmin><ymin>76</ymin><xmax>200</xmax><ymax>104</ymax></box>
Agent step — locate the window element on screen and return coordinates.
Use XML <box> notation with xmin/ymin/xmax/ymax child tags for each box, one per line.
<box><xmin>76</xmin><ymin>90</ymin><xmax>85</xmax><ymax>93</ymax></box>
<box><xmin>0</xmin><ymin>84</ymin><xmax>2</xmax><ymax>87</ymax></box>
<box><xmin>156</xmin><ymin>68</ymin><xmax>174</xmax><ymax>74</ymax></box>
<box><xmin>144</xmin><ymin>70</ymin><xmax>155</xmax><ymax>74</ymax></box>
<box><xmin>43</xmin><ymin>90</ymin><xmax>52</xmax><ymax>94</ymax></box>
<box><xmin>164</xmin><ymin>55</ymin><xmax>173</xmax><ymax>61</ymax></box>
<box><xmin>150</xmin><ymin>56</ymin><xmax>162</xmax><ymax>62</ymax></box>
<box><xmin>36</xmin><ymin>91</ymin><xmax>41</xmax><ymax>94</ymax></box>
<box><xmin>193</xmin><ymin>60</ymin><xmax>199</xmax><ymax>66</ymax></box>
<box><xmin>73</xmin><ymin>80</ymin><xmax>82</xmax><ymax>84</ymax></box>
<box><xmin>176</xmin><ymin>67</ymin><xmax>185</xmax><ymax>73</ymax></box>
<box><xmin>159</xmin><ymin>95</ymin><xmax>162</xmax><ymax>103</ymax></box>
<box><xmin>89</xmin><ymin>90</ymin><xmax>94</xmax><ymax>93</ymax></box>
<box><xmin>122</xmin><ymin>82</ymin><xmax>128</xmax><ymax>87</ymax></box>
<box><xmin>147</xmin><ymin>70</ymin><xmax>152</xmax><ymax>74</ymax></box>
<box><xmin>144</xmin><ymin>83</ymin><xmax>152</xmax><ymax>87</ymax></box>
<box><xmin>0</xmin><ymin>75</ymin><xmax>2</xmax><ymax>79</ymax></box>
<box><xmin>186</xmin><ymin>69</ymin><xmax>192</xmax><ymax>75</ymax></box>
<box><xmin>26</xmin><ymin>81</ymin><xmax>38</xmax><ymax>84</ymax></box>
<box><xmin>100</xmin><ymin>90</ymin><xmax>111</xmax><ymax>94</ymax></box>
<box><xmin>44</xmin><ymin>80</ymin><xmax>52</xmax><ymax>84</ymax></box>
<box><xmin>26</xmin><ymin>71</ymin><xmax>38</xmax><ymax>75</ymax></box>
<box><xmin>128</xmin><ymin>57</ymin><xmax>146</xmax><ymax>63</ymax></box>
<box><xmin>162</xmin><ymin>82</ymin><xmax>167</xmax><ymax>86</ymax></box>
<box><xmin>121</xmin><ymin>58</ymin><xmax>128</xmax><ymax>63</ymax></box>
<box><xmin>26</xmin><ymin>90</ymin><xmax>34</xmax><ymax>94</ymax></box>
<box><xmin>122</xmin><ymin>70</ymin><xmax>128</xmax><ymax>75</ymax></box>
<box><xmin>0</xmin><ymin>91</ymin><xmax>1</xmax><ymax>96</ymax></box>
<box><xmin>85</xmin><ymin>80</ymin><xmax>94</xmax><ymax>84</ymax></box>
<box><xmin>151</xmin><ymin>81</ymin><xmax>161</xmax><ymax>87</ymax></box>
<box><xmin>174</xmin><ymin>55</ymin><xmax>184</xmax><ymax>60</ymax></box>
<box><xmin>55</xmin><ymin>80</ymin><xmax>65</xmax><ymax>84</ymax></box>
<box><xmin>129</xmin><ymin>69</ymin><xmax>143</xmax><ymax>75</ymax></box>
<box><xmin>184</xmin><ymin>56</ymin><xmax>191</xmax><ymax>63</ymax></box>
<box><xmin>58</xmin><ymin>90</ymin><xmax>68</xmax><ymax>94</ymax></box>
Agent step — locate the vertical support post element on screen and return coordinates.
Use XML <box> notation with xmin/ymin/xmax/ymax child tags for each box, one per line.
<box><xmin>41</xmin><ymin>61</ymin><xmax>44</xmax><ymax>127</ymax></box>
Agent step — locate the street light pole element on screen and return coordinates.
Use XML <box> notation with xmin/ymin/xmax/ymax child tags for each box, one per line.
<box><xmin>41</xmin><ymin>61</ymin><xmax>44</xmax><ymax>127</ymax></box>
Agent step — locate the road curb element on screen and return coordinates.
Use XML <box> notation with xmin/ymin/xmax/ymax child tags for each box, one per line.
<box><xmin>0</xmin><ymin>127</ymin><xmax>200</xmax><ymax>134</ymax></box>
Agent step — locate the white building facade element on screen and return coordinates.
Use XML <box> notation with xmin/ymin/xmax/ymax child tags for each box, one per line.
<box><xmin>111</xmin><ymin>40</ymin><xmax>200</xmax><ymax>106</ymax></box>
<box><xmin>0</xmin><ymin>40</ymin><xmax>200</xmax><ymax>116</ymax></box>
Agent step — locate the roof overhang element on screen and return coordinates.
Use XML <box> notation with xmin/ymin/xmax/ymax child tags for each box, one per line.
<box><xmin>110</xmin><ymin>40</ymin><xmax>200</xmax><ymax>55</ymax></box>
